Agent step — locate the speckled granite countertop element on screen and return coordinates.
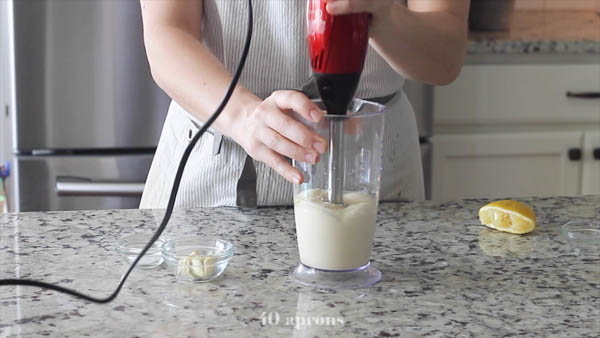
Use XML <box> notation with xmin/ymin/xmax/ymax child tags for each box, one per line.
<box><xmin>1</xmin><ymin>196</ymin><xmax>599</xmax><ymax>337</ymax></box>
<box><xmin>468</xmin><ymin>10</ymin><xmax>600</xmax><ymax>54</ymax></box>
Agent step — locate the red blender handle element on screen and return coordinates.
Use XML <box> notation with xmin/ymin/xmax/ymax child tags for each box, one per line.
<box><xmin>306</xmin><ymin>0</ymin><xmax>369</xmax><ymax>115</ymax></box>
<box><xmin>307</xmin><ymin>0</ymin><xmax>369</xmax><ymax>74</ymax></box>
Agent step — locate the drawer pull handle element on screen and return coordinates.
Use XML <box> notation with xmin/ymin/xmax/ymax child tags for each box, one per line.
<box><xmin>566</xmin><ymin>91</ymin><xmax>600</xmax><ymax>99</ymax></box>
<box><xmin>594</xmin><ymin>148</ymin><xmax>600</xmax><ymax>160</ymax></box>
<box><xmin>568</xmin><ymin>148</ymin><xmax>582</xmax><ymax>161</ymax></box>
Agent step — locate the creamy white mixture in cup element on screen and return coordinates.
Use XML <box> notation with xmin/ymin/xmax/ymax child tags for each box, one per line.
<box><xmin>294</xmin><ymin>189</ymin><xmax>377</xmax><ymax>271</ymax></box>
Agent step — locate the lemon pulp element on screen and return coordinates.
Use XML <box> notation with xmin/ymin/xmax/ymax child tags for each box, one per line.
<box><xmin>478</xmin><ymin>200</ymin><xmax>536</xmax><ymax>235</ymax></box>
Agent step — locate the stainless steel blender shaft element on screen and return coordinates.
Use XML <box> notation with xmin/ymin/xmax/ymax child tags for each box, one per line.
<box><xmin>327</xmin><ymin>119</ymin><xmax>345</xmax><ymax>204</ymax></box>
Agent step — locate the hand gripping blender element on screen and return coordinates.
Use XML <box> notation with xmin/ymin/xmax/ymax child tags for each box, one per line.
<box><xmin>306</xmin><ymin>0</ymin><xmax>369</xmax><ymax>205</ymax></box>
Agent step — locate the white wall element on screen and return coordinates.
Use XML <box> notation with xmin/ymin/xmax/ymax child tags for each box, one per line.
<box><xmin>516</xmin><ymin>0</ymin><xmax>600</xmax><ymax>10</ymax></box>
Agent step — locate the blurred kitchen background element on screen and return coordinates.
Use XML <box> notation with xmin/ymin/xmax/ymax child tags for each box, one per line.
<box><xmin>0</xmin><ymin>0</ymin><xmax>599</xmax><ymax>212</ymax></box>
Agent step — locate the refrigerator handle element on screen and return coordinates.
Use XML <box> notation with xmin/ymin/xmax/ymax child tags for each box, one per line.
<box><xmin>56</xmin><ymin>177</ymin><xmax>145</xmax><ymax>196</ymax></box>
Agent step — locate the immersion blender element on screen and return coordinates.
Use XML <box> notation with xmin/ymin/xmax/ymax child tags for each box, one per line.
<box><xmin>306</xmin><ymin>0</ymin><xmax>369</xmax><ymax>204</ymax></box>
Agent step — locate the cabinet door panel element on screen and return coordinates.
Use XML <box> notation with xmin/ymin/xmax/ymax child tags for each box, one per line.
<box><xmin>432</xmin><ymin>132</ymin><xmax>583</xmax><ymax>201</ymax></box>
<box><xmin>434</xmin><ymin>65</ymin><xmax>600</xmax><ymax>126</ymax></box>
<box><xmin>582</xmin><ymin>131</ymin><xmax>600</xmax><ymax>195</ymax></box>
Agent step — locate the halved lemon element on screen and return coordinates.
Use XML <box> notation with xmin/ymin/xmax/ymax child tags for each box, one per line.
<box><xmin>478</xmin><ymin>200</ymin><xmax>536</xmax><ymax>235</ymax></box>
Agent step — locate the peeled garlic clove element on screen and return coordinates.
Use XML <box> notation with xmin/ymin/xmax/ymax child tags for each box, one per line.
<box><xmin>189</xmin><ymin>256</ymin><xmax>205</xmax><ymax>278</ymax></box>
<box><xmin>177</xmin><ymin>256</ymin><xmax>192</xmax><ymax>277</ymax></box>
<box><xmin>202</xmin><ymin>255</ymin><xmax>217</xmax><ymax>277</ymax></box>
<box><xmin>177</xmin><ymin>250</ymin><xmax>218</xmax><ymax>280</ymax></box>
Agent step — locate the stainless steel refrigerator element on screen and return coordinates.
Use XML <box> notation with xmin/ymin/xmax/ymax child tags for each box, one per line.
<box><xmin>9</xmin><ymin>0</ymin><xmax>170</xmax><ymax>211</ymax></box>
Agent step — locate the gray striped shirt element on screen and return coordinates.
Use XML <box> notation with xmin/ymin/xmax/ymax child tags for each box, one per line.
<box><xmin>139</xmin><ymin>0</ymin><xmax>424</xmax><ymax>208</ymax></box>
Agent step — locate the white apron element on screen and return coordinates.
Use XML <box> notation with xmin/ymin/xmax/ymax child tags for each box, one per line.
<box><xmin>139</xmin><ymin>0</ymin><xmax>424</xmax><ymax>209</ymax></box>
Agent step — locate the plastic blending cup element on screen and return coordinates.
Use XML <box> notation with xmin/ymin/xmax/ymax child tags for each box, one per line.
<box><xmin>289</xmin><ymin>98</ymin><xmax>385</xmax><ymax>289</ymax></box>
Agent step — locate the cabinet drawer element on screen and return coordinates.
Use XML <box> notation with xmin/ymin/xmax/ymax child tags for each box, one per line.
<box><xmin>434</xmin><ymin>65</ymin><xmax>600</xmax><ymax>126</ymax></box>
<box><xmin>432</xmin><ymin>131</ymin><xmax>583</xmax><ymax>201</ymax></box>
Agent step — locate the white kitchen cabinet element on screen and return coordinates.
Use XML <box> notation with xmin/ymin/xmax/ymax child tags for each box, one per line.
<box><xmin>432</xmin><ymin>63</ymin><xmax>600</xmax><ymax>201</ymax></box>
<box><xmin>432</xmin><ymin>132</ymin><xmax>583</xmax><ymax>201</ymax></box>
<box><xmin>582</xmin><ymin>131</ymin><xmax>600</xmax><ymax>195</ymax></box>
<box><xmin>434</xmin><ymin>64</ymin><xmax>600</xmax><ymax>127</ymax></box>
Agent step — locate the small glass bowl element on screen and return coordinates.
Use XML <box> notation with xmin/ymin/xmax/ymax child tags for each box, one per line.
<box><xmin>162</xmin><ymin>238</ymin><xmax>234</xmax><ymax>283</ymax></box>
<box><xmin>561</xmin><ymin>220</ymin><xmax>600</xmax><ymax>251</ymax></box>
<box><xmin>115</xmin><ymin>234</ymin><xmax>166</xmax><ymax>269</ymax></box>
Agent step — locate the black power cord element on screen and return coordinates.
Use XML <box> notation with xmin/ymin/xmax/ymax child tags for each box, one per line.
<box><xmin>0</xmin><ymin>0</ymin><xmax>253</xmax><ymax>303</ymax></box>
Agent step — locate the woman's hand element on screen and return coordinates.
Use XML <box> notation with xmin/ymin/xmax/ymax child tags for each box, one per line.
<box><xmin>231</xmin><ymin>90</ymin><xmax>328</xmax><ymax>185</ymax></box>
<box><xmin>324</xmin><ymin>0</ymin><xmax>395</xmax><ymax>36</ymax></box>
<box><xmin>325</xmin><ymin>0</ymin><xmax>394</xmax><ymax>15</ymax></box>
<box><xmin>323</xmin><ymin>0</ymin><xmax>470</xmax><ymax>85</ymax></box>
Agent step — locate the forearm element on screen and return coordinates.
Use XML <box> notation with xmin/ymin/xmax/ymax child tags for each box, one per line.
<box><xmin>370</xmin><ymin>3</ymin><xmax>468</xmax><ymax>85</ymax></box>
<box><xmin>140</xmin><ymin>0</ymin><xmax>328</xmax><ymax>184</ymax></box>
<box><xmin>143</xmin><ymin>26</ymin><xmax>260</xmax><ymax>137</ymax></box>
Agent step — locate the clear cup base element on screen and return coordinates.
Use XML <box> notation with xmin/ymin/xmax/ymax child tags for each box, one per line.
<box><xmin>289</xmin><ymin>262</ymin><xmax>381</xmax><ymax>289</ymax></box>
